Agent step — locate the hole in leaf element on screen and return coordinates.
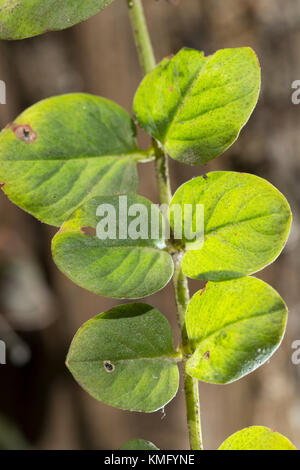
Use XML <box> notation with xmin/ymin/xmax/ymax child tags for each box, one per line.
<box><xmin>12</xmin><ymin>124</ymin><xmax>37</xmax><ymax>143</ymax></box>
<box><xmin>103</xmin><ymin>361</ymin><xmax>115</xmax><ymax>373</ymax></box>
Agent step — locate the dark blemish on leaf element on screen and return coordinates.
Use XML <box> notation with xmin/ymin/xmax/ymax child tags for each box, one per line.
<box><xmin>81</xmin><ymin>226</ymin><xmax>96</xmax><ymax>237</ymax></box>
<box><xmin>169</xmin><ymin>87</ymin><xmax>174</xmax><ymax>93</ymax></box>
<box><xmin>202</xmin><ymin>174</ymin><xmax>208</xmax><ymax>180</ymax></box>
<box><xmin>203</xmin><ymin>351</ymin><xmax>210</xmax><ymax>360</ymax></box>
<box><xmin>11</xmin><ymin>124</ymin><xmax>37</xmax><ymax>143</ymax></box>
<box><xmin>104</xmin><ymin>361</ymin><xmax>115</xmax><ymax>373</ymax></box>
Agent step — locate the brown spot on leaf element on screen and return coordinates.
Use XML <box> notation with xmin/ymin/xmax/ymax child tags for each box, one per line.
<box><xmin>81</xmin><ymin>226</ymin><xmax>96</xmax><ymax>237</ymax></box>
<box><xmin>169</xmin><ymin>87</ymin><xmax>174</xmax><ymax>93</ymax></box>
<box><xmin>203</xmin><ymin>351</ymin><xmax>210</xmax><ymax>360</ymax></box>
<box><xmin>104</xmin><ymin>361</ymin><xmax>115</xmax><ymax>373</ymax></box>
<box><xmin>199</xmin><ymin>282</ymin><xmax>208</xmax><ymax>296</ymax></box>
<box><xmin>11</xmin><ymin>124</ymin><xmax>37</xmax><ymax>143</ymax></box>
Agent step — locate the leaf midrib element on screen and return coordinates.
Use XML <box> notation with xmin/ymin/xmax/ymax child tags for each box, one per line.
<box><xmin>162</xmin><ymin>55</ymin><xmax>206</xmax><ymax>142</ymax></box>
<box><xmin>163</xmin><ymin>51</ymin><xmax>250</xmax><ymax>143</ymax></box>
<box><xmin>204</xmin><ymin>211</ymin><xmax>286</xmax><ymax>237</ymax></box>
<box><xmin>189</xmin><ymin>307</ymin><xmax>285</xmax><ymax>348</ymax></box>
<box><xmin>68</xmin><ymin>356</ymin><xmax>178</xmax><ymax>365</ymax></box>
<box><xmin>0</xmin><ymin>152</ymin><xmax>142</xmax><ymax>163</ymax></box>
<box><xmin>183</xmin><ymin>212</ymin><xmax>286</xmax><ymax>251</ymax></box>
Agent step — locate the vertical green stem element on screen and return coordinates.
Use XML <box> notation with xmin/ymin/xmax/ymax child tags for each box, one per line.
<box><xmin>173</xmin><ymin>253</ymin><xmax>203</xmax><ymax>450</ymax></box>
<box><xmin>152</xmin><ymin>140</ymin><xmax>172</xmax><ymax>207</ymax></box>
<box><xmin>126</xmin><ymin>0</ymin><xmax>203</xmax><ymax>450</ymax></box>
<box><xmin>126</xmin><ymin>0</ymin><xmax>156</xmax><ymax>75</ymax></box>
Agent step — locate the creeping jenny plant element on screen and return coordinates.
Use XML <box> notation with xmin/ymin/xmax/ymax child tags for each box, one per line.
<box><xmin>0</xmin><ymin>0</ymin><xmax>296</xmax><ymax>450</ymax></box>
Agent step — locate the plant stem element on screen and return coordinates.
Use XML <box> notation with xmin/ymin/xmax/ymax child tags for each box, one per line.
<box><xmin>126</xmin><ymin>0</ymin><xmax>203</xmax><ymax>450</ymax></box>
<box><xmin>173</xmin><ymin>253</ymin><xmax>203</xmax><ymax>450</ymax></box>
<box><xmin>126</xmin><ymin>0</ymin><xmax>156</xmax><ymax>75</ymax></box>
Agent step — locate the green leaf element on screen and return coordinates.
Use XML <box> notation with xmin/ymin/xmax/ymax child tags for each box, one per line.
<box><xmin>120</xmin><ymin>439</ymin><xmax>159</xmax><ymax>450</ymax></box>
<box><xmin>169</xmin><ymin>172</ymin><xmax>291</xmax><ymax>281</ymax></box>
<box><xmin>52</xmin><ymin>195</ymin><xmax>173</xmax><ymax>299</ymax></box>
<box><xmin>186</xmin><ymin>277</ymin><xmax>288</xmax><ymax>384</ymax></box>
<box><xmin>219</xmin><ymin>426</ymin><xmax>296</xmax><ymax>450</ymax></box>
<box><xmin>0</xmin><ymin>93</ymin><xmax>143</xmax><ymax>227</ymax></box>
<box><xmin>66</xmin><ymin>303</ymin><xmax>180</xmax><ymax>413</ymax></box>
<box><xmin>134</xmin><ymin>47</ymin><xmax>260</xmax><ymax>165</ymax></box>
<box><xmin>0</xmin><ymin>0</ymin><xmax>114</xmax><ymax>40</ymax></box>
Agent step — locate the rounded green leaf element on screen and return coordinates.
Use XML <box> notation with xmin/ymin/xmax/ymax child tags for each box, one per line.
<box><xmin>0</xmin><ymin>0</ymin><xmax>114</xmax><ymax>40</ymax></box>
<box><xmin>66</xmin><ymin>303</ymin><xmax>180</xmax><ymax>413</ymax></box>
<box><xmin>0</xmin><ymin>93</ymin><xmax>143</xmax><ymax>227</ymax></box>
<box><xmin>120</xmin><ymin>439</ymin><xmax>159</xmax><ymax>450</ymax></box>
<box><xmin>169</xmin><ymin>172</ymin><xmax>292</xmax><ymax>281</ymax></box>
<box><xmin>52</xmin><ymin>195</ymin><xmax>174</xmax><ymax>299</ymax></box>
<box><xmin>134</xmin><ymin>47</ymin><xmax>260</xmax><ymax>165</ymax></box>
<box><xmin>219</xmin><ymin>426</ymin><xmax>296</xmax><ymax>450</ymax></box>
<box><xmin>186</xmin><ymin>277</ymin><xmax>288</xmax><ymax>384</ymax></box>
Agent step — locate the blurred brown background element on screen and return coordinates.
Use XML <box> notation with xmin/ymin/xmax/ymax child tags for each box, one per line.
<box><xmin>0</xmin><ymin>0</ymin><xmax>300</xmax><ymax>450</ymax></box>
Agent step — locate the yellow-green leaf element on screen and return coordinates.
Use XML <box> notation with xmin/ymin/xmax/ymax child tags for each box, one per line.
<box><xmin>0</xmin><ymin>93</ymin><xmax>142</xmax><ymax>227</ymax></box>
<box><xmin>219</xmin><ymin>426</ymin><xmax>296</xmax><ymax>450</ymax></box>
<box><xmin>169</xmin><ymin>172</ymin><xmax>292</xmax><ymax>281</ymax></box>
<box><xmin>186</xmin><ymin>277</ymin><xmax>287</xmax><ymax>384</ymax></box>
<box><xmin>134</xmin><ymin>47</ymin><xmax>260</xmax><ymax>165</ymax></box>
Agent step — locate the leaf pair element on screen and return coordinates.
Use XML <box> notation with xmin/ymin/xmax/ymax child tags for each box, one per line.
<box><xmin>67</xmin><ymin>276</ymin><xmax>288</xmax><ymax>412</ymax></box>
<box><xmin>52</xmin><ymin>170</ymin><xmax>291</xmax><ymax>300</ymax></box>
<box><xmin>0</xmin><ymin>46</ymin><xmax>261</xmax><ymax>228</ymax></box>
<box><xmin>121</xmin><ymin>427</ymin><xmax>296</xmax><ymax>450</ymax></box>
